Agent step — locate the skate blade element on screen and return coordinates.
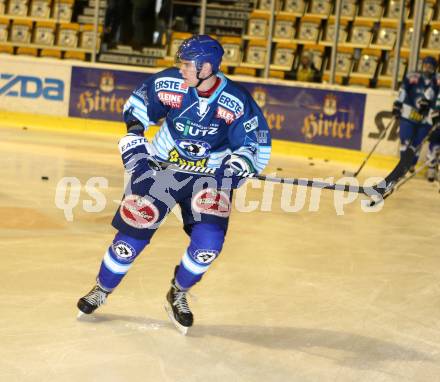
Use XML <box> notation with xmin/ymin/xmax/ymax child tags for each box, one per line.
<box><xmin>77</xmin><ymin>310</ymin><xmax>86</xmax><ymax>319</ymax></box>
<box><xmin>164</xmin><ymin>303</ymin><xmax>189</xmax><ymax>336</ymax></box>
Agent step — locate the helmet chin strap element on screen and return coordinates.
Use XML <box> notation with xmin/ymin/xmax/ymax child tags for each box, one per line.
<box><xmin>195</xmin><ymin>71</ymin><xmax>215</xmax><ymax>88</ymax></box>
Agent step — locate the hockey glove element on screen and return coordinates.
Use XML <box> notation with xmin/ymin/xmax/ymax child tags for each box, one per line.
<box><xmin>126</xmin><ymin>121</ymin><xmax>145</xmax><ymax>136</ymax></box>
<box><xmin>215</xmin><ymin>154</ymin><xmax>254</xmax><ymax>189</ymax></box>
<box><xmin>118</xmin><ymin>134</ymin><xmax>154</xmax><ymax>174</ymax></box>
<box><xmin>432</xmin><ymin>110</ymin><xmax>440</xmax><ymax>130</ymax></box>
<box><xmin>417</xmin><ymin>97</ymin><xmax>430</xmax><ymax>116</ymax></box>
<box><xmin>392</xmin><ymin>102</ymin><xmax>402</xmax><ymax>118</ymax></box>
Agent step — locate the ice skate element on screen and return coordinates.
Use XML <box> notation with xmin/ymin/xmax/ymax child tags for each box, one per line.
<box><xmin>369</xmin><ymin>180</ymin><xmax>396</xmax><ymax>207</ymax></box>
<box><xmin>427</xmin><ymin>166</ymin><xmax>437</xmax><ymax>182</ymax></box>
<box><xmin>164</xmin><ymin>280</ymin><xmax>193</xmax><ymax>335</ymax></box>
<box><xmin>382</xmin><ymin>180</ymin><xmax>396</xmax><ymax>198</ymax></box>
<box><xmin>77</xmin><ymin>285</ymin><xmax>110</xmax><ymax>317</ymax></box>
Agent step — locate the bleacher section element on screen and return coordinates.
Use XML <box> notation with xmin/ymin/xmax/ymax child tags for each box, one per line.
<box><xmin>1</xmin><ymin>0</ymin><xmax>440</xmax><ymax>88</ymax></box>
<box><xmin>0</xmin><ymin>0</ymin><xmax>102</xmax><ymax>61</ymax></box>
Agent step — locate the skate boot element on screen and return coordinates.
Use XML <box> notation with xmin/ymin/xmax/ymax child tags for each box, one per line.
<box><xmin>409</xmin><ymin>165</ymin><xmax>415</xmax><ymax>174</ymax></box>
<box><xmin>164</xmin><ymin>278</ymin><xmax>193</xmax><ymax>335</ymax></box>
<box><xmin>427</xmin><ymin>166</ymin><xmax>437</xmax><ymax>182</ymax></box>
<box><xmin>369</xmin><ymin>180</ymin><xmax>396</xmax><ymax>207</ymax></box>
<box><xmin>77</xmin><ymin>285</ymin><xmax>110</xmax><ymax>317</ymax></box>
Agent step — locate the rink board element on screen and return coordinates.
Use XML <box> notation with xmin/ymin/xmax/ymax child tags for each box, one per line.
<box><xmin>0</xmin><ymin>55</ymin><xmax>399</xmax><ymax>164</ymax></box>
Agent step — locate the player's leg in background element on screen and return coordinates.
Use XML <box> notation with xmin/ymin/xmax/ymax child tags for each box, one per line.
<box><xmin>399</xmin><ymin>118</ymin><xmax>416</xmax><ymax>159</ymax></box>
<box><xmin>411</xmin><ymin>123</ymin><xmax>432</xmax><ymax>167</ymax></box>
<box><xmin>399</xmin><ymin>119</ymin><xmax>422</xmax><ymax>171</ymax></box>
<box><xmin>427</xmin><ymin>128</ymin><xmax>440</xmax><ymax>181</ymax></box>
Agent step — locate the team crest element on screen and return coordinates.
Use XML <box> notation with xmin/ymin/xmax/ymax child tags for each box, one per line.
<box><xmin>100</xmin><ymin>72</ymin><xmax>115</xmax><ymax>93</ymax></box>
<box><xmin>323</xmin><ymin>94</ymin><xmax>337</xmax><ymax>116</ymax></box>
<box><xmin>252</xmin><ymin>87</ymin><xmax>267</xmax><ymax>108</ymax></box>
<box><xmin>175</xmin><ymin>139</ymin><xmax>211</xmax><ymax>159</ymax></box>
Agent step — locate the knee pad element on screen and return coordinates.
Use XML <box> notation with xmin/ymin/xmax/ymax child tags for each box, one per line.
<box><xmin>182</xmin><ymin>223</ymin><xmax>225</xmax><ymax>274</ymax></box>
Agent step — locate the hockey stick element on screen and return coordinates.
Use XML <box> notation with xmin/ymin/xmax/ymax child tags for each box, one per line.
<box><xmin>343</xmin><ymin>117</ymin><xmax>395</xmax><ymax>177</ymax></box>
<box><xmin>149</xmin><ymin>160</ymin><xmax>376</xmax><ymax>195</ymax></box>
<box><xmin>368</xmin><ymin>125</ymin><xmax>440</xmax><ymax>206</ymax></box>
<box><xmin>393</xmin><ymin>158</ymin><xmax>433</xmax><ymax>192</ymax></box>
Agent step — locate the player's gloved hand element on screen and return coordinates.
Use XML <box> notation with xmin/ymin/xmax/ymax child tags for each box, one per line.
<box><xmin>417</xmin><ymin>97</ymin><xmax>430</xmax><ymax>116</ymax></box>
<box><xmin>392</xmin><ymin>102</ymin><xmax>401</xmax><ymax>118</ymax></box>
<box><xmin>118</xmin><ymin>133</ymin><xmax>153</xmax><ymax>174</ymax></box>
<box><xmin>432</xmin><ymin>110</ymin><xmax>440</xmax><ymax>130</ymax></box>
<box><xmin>215</xmin><ymin>154</ymin><xmax>254</xmax><ymax>189</ymax></box>
<box><xmin>126</xmin><ymin>121</ymin><xmax>145</xmax><ymax>136</ymax></box>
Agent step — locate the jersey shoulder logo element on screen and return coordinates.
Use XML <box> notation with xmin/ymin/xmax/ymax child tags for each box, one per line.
<box><xmin>158</xmin><ymin>91</ymin><xmax>183</xmax><ymax>108</ymax></box>
<box><xmin>154</xmin><ymin>77</ymin><xmax>188</xmax><ymax>94</ymax></box>
<box><xmin>243</xmin><ymin>116</ymin><xmax>258</xmax><ymax>132</ymax></box>
<box><xmin>215</xmin><ymin>106</ymin><xmax>235</xmax><ymax>125</ymax></box>
<box><xmin>218</xmin><ymin>91</ymin><xmax>244</xmax><ymax>116</ymax></box>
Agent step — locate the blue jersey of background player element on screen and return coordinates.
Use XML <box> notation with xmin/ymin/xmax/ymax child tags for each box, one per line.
<box><xmin>392</xmin><ymin>56</ymin><xmax>440</xmax><ymax>171</ymax></box>
<box><xmin>427</xmin><ymin>77</ymin><xmax>440</xmax><ymax>182</ymax></box>
<box><xmin>77</xmin><ymin>35</ymin><xmax>272</xmax><ymax>334</ymax></box>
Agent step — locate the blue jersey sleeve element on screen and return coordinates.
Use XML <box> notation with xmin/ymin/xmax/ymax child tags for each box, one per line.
<box><xmin>228</xmin><ymin>97</ymin><xmax>272</xmax><ymax>174</ymax></box>
<box><xmin>395</xmin><ymin>74</ymin><xmax>411</xmax><ymax>106</ymax></box>
<box><xmin>122</xmin><ymin>68</ymin><xmax>173</xmax><ymax>130</ymax></box>
<box><xmin>434</xmin><ymin>74</ymin><xmax>440</xmax><ymax>113</ymax></box>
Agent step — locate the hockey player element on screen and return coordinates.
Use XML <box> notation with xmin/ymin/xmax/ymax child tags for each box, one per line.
<box><xmin>77</xmin><ymin>35</ymin><xmax>272</xmax><ymax>334</ymax></box>
<box><xmin>392</xmin><ymin>56</ymin><xmax>440</xmax><ymax>173</ymax></box>
<box><xmin>426</xmin><ymin>117</ymin><xmax>440</xmax><ymax>182</ymax></box>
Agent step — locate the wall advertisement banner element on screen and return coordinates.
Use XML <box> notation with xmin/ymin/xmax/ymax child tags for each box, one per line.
<box><xmin>240</xmin><ymin>82</ymin><xmax>366</xmax><ymax>150</ymax></box>
<box><xmin>0</xmin><ymin>57</ymin><xmax>71</xmax><ymax>116</ymax></box>
<box><xmin>69</xmin><ymin>66</ymin><xmax>149</xmax><ymax>121</ymax></box>
<box><xmin>69</xmin><ymin>66</ymin><xmax>366</xmax><ymax>150</ymax></box>
<box><xmin>362</xmin><ymin>91</ymin><xmax>400</xmax><ymax>157</ymax></box>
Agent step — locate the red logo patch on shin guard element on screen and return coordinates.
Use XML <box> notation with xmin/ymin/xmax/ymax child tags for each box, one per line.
<box><xmin>120</xmin><ymin>195</ymin><xmax>159</xmax><ymax>229</ymax></box>
<box><xmin>192</xmin><ymin>189</ymin><xmax>230</xmax><ymax>218</ymax></box>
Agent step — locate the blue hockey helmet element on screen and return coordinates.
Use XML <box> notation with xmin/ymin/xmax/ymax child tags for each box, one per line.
<box><xmin>422</xmin><ymin>56</ymin><xmax>438</xmax><ymax>70</ymax></box>
<box><xmin>176</xmin><ymin>35</ymin><xmax>224</xmax><ymax>73</ymax></box>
